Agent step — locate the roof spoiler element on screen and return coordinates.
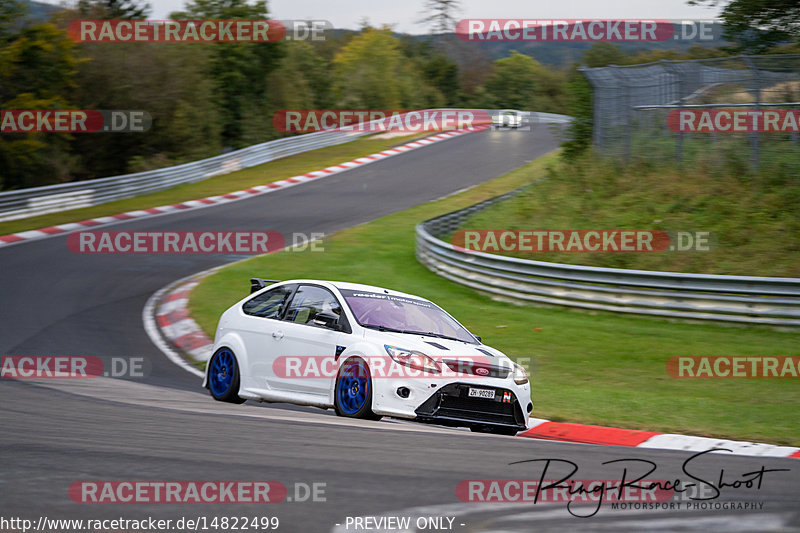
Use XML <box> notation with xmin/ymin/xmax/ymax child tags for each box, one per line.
<box><xmin>250</xmin><ymin>278</ymin><xmax>281</xmax><ymax>294</ymax></box>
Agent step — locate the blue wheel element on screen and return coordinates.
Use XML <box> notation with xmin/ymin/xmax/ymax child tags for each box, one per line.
<box><xmin>208</xmin><ymin>348</ymin><xmax>245</xmax><ymax>403</ymax></box>
<box><xmin>334</xmin><ymin>358</ymin><xmax>380</xmax><ymax>420</ymax></box>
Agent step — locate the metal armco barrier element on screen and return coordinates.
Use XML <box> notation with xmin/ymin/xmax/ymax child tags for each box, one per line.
<box><xmin>416</xmin><ymin>192</ymin><xmax>800</xmax><ymax>326</ymax></box>
<box><xmin>1</xmin><ymin>108</ymin><xmax>560</xmax><ymax>222</ymax></box>
<box><xmin>0</xmin><ymin>128</ymin><xmax>364</xmax><ymax>222</ymax></box>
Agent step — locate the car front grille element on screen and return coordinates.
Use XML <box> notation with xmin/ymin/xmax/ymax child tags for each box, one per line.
<box><xmin>414</xmin><ymin>383</ymin><xmax>526</xmax><ymax>429</ymax></box>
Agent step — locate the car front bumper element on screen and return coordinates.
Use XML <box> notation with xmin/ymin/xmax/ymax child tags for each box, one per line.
<box><xmin>413</xmin><ymin>382</ymin><xmax>528</xmax><ymax>432</ymax></box>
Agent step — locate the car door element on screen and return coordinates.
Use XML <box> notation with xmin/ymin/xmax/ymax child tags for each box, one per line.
<box><xmin>271</xmin><ymin>284</ymin><xmax>350</xmax><ymax>395</ymax></box>
<box><xmin>237</xmin><ymin>283</ymin><xmax>295</xmax><ymax>390</ymax></box>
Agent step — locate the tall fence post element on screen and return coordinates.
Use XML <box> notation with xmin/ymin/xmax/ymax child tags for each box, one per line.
<box><xmin>743</xmin><ymin>56</ymin><xmax>761</xmax><ymax>173</ymax></box>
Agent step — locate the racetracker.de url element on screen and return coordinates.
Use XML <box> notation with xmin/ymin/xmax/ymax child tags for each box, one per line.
<box><xmin>0</xmin><ymin>515</ymin><xmax>280</xmax><ymax>532</ymax></box>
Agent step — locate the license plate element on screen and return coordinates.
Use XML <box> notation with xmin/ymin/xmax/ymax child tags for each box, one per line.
<box><xmin>468</xmin><ymin>388</ymin><xmax>495</xmax><ymax>399</ymax></box>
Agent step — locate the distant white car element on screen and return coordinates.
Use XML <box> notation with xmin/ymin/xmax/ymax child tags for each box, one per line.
<box><xmin>492</xmin><ymin>110</ymin><xmax>523</xmax><ymax>129</ymax></box>
<box><xmin>204</xmin><ymin>279</ymin><xmax>532</xmax><ymax>435</ymax></box>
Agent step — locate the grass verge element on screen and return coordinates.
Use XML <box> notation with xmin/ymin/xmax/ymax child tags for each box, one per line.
<box><xmin>190</xmin><ymin>151</ymin><xmax>799</xmax><ymax>446</ymax></box>
<box><xmin>0</xmin><ymin>133</ymin><xmax>427</xmax><ymax>236</ymax></box>
<box><xmin>453</xmin><ymin>151</ymin><xmax>800</xmax><ymax>277</ymax></box>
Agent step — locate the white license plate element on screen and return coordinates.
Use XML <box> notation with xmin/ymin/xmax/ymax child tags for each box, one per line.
<box><xmin>468</xmin><ymin>388</ymin><xmax>495</xmax><ymax>399</ymax></box>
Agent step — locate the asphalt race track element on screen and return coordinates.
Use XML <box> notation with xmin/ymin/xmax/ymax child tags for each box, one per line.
<box><xmin>2</xmin><ymin>126</ymin><xmax>798</xmax><ymax>532</ymax></box>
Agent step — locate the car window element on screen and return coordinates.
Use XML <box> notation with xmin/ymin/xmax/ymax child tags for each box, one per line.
<box><xmin>340</xmin><ymin>288</ymin><xmax>477</xmax><ymax>343</ymax></box>
<box><xmin>242</xmin><ymin>285</ymin><xmax>293</xmax><ymax>319</ymax></box>
<box><xmin>284</xmin><ymin>285</ymin><xmax>343</xmax><ymax>328</ymax></box>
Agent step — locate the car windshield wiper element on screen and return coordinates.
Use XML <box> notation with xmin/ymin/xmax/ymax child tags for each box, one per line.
<box><xmin>361</xmin><ymin>324</ymin><xmax>405</xmax><ymax>334</ymax></box>
<box><xmin>399</xmin><ymin>330</ymin><xmax>468</xmax><ymax>343</ymax></box>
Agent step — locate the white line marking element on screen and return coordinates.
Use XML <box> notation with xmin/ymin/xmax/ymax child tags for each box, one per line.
<box><xmin>143</xmin><ymin>275</ymin><xmax>206</xmax><ymax>378</ymax></box>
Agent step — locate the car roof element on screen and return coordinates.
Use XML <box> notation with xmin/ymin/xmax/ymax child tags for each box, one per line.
<box><xmin>280</xmin><ymin>279</ymin><xmax>430</xmax><ymax>302</ymax></box>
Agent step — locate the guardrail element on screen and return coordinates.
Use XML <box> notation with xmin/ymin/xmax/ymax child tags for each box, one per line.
<box><xmin>0</xmin><ymin>108</ymin><xmax>569</xmax><ymax>223</ymax></box>
<box><xmin>0</xmin><ymin>128</ymin><xmax>366</xmax><ymax>222</ymax></box>
<box><xmin>416</xmin><ymin>190</ymin><xmax>800</xmax><ymax>326</ymax></box>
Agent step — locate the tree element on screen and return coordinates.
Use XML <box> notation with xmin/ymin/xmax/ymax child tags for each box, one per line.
<box><xmin>401</xmin><ymin>37</ymin><xmax>460</xmax><ymax>106</ymax></box>
<box><xmin>0</xmin><ymin>22</ymin><xmax>80</xmax><ymax>189</ymax></box>
<box><xmin>272</xmin><ymin>41</ymin><xmax>331</xmax><ymax>109</ymax></box>
<box><xmin>77</xmin><ymin>0</ymin><xmax>151</xmax><ymax>19</ymax></box>
<box><xmin>332</xmin><ymin>27</ymin><xmax>439</xmax><ymax>109</ymax></box>
<box><xmin>70</xmin><ymin>41</ymin><xmax>222</xmax><ymax>177</ymax></box>
<box><xmin>418</xmin><ymin>0</ymin><xmax>461</xmax><ymax>34</ymax></box>
<box><xmin>561</xmin><ymin>70</ymin><xmax>593</xmax><ymax>160</ymax></box>
<box><xmin>689</xmin><ymin>0</ymin><xmax>800</xmax><ymax>53</ymax></box>
<box><xmin>421</xmin><ymin>53</ymin><xmax>459</xmax><ymax>106</ymax></box>
<box><xmin>482</xmin><ymin>51</ymin><xmax>567</xmax><ymax>112</ymax></box>
<box><xmin>170</xmin><ymin>0</ymin><xmax>284</xmax><ymax>148</ymax></box>
<box><xmin>582</xmin><ymin>43</ymin><xmax>627</xmax><ymax>68</ymax></box>
<box><xmin>0</xmin><ymin>0</ymin><xmax>26</xmax><ymax>39</ymax></box>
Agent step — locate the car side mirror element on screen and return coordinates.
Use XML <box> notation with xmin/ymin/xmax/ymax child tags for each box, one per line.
<box><xmin>313</xmin><ymin>311</ymin><xmax>342</xmax><ymax>330</ymax></box>
<box><xmin>474</xmin><ymin>335</ymin><xmax>482</xmax><ymax>343</ymax></box>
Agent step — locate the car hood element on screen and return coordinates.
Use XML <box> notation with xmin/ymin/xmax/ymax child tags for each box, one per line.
<box><xmin>368</xmin><ymin>330</ymin><xmax>511</xmax><ymax>363</ymax></box>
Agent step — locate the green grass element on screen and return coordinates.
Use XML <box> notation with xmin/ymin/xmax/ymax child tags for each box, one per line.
<box><xmin>454</xmin><ymin>152</ymin><xmax>800</xmax><ymax>276</ymax></box>
<box><xmin>0</xmin><ymin>133</ymin><xmax>426</xmax><ymax>236</ymax></box>
<box><xmin>191</xmin><ymin>151</ymin><xmax>799</xmax><ymax>446</ymax></box>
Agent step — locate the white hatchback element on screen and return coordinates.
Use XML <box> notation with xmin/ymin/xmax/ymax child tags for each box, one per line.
<box><xmin>492</xmin><ymin>109</ymin><xmax>523</xmax><ymax>129</ymax></box>
<box><xmin>204</xmin><ymin>279</ymin><xmax>532</xmax><ymax>434</ymax></box>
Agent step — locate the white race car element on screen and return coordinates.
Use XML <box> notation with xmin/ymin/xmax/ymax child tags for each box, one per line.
<box><xmin>204</xmin><ymin>279</ymin><xmax>532</xmax><ymax>434</ymax></box>
<box><xmin>492</xmin><ymin>110</ymin><xmax>523</xmax><ymax>129</ymax></box>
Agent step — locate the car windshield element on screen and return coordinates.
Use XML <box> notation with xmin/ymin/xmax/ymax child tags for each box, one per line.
<box><xmin>339</xmin><ymin>289</ymin><xmax>477</xmax><ymax>344</ymax></box>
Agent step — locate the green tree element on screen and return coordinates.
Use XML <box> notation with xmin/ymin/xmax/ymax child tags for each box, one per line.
<box><xmin>482</xmin><ymin>51</ymin><xmax>567</xmax><ymax>112</ymax></box>
<box><xmin>77</xmin><ymin>0</ymin><xmax>151</xmax><ymax>19</ymax></box>
<box><xmin>0</xmin><ymin>21</ymin><xmax>80</xmax><ymax>189</ymax></box>
<box><xmin>400</xmin><ymin>37</ymin><xmax>460</xmax><ymax>106</ymax></box>
<box><xmin>582</xmin><ymin>42</ymin><xmax>627</xmax><ymax>67</ymax></box>
<box><xmin>272</xmin><ymin>41</ymin><xmax>331</xmax><ymax>109</ymax></box>
<box><xmin>0</xmin><ymin>0</ymin><xmax>26</xmax><ymax>38</ymax></box>
<box><xmin>689</xmin><ymin>0</ymin><xmax>800</xmax><ymax>52</ymax></box>
<box><xmin>332</xmin><ymin>27</ymin><xmax>438</xmax><ymax>109</ymax></box>
<box><xmin>561</xmin><ymin>70</ymin><xmax>593</xmax><ymax>160</ymax></box>
<box><xmin>70</xmin><ymin>41</ymin><xmax>221</xmax><ymax>177</ymax></box>
<box><xmin>171</xmin><ymin>0</ymin><xmax>284</xmax><ymax>148</ymax></box>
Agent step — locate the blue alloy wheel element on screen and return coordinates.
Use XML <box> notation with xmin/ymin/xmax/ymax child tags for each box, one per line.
<box><xmin>208</xmin><ymin>348</ymin><xmax>245</xmax><ymax>403</ymax></box>
<box><xmin>337</xmin><ymin>360</ymin><xmax>369</xmax><ymax>415</ymax></box>
<box><xmin>335</xmin><ymin>359</ymin><xmax>380</xmax><ymax>420</ymax></box>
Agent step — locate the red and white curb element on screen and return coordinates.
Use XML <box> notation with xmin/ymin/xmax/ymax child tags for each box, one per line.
<box><xmin>0</xmin><ymin>126</ymin><xmax>488</xmax><ymax>249</ymax></box>
<box><xmin>155</xmin><ymin>278</ymin><xmax>215</xmax><ymax>364</ymax></box>
<box><xmin>521</xmin><ymin>419</ymin><xmax>800</xmax><ymax>459</ymax></box>
<box><xmin>146</xmin><ymin>273</ymin><xmax>800</xmax><ymax>458</ymax></box>
<box><xmin>143</xmin><ymin>270</ymin><xmax>219</xmax><ymax>379</ymax></box>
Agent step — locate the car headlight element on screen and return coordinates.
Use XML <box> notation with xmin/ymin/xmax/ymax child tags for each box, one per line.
<box><xmin>384</xmin><ymin>345</ymin><xmax>440</xmax><ymax>374</ymax></box>
<box><xmin>512</xmin><ymin>362</ymin><xmax>529</xmax><ymax>385</ymax></box>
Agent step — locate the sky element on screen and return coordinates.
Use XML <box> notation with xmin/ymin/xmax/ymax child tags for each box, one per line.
<box><xmin>42</xmin><ymin>0</ymin><xmax>724</xmax><ymax>34</ymax></box>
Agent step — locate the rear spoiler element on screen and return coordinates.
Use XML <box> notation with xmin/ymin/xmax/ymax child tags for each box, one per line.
<box><xmin>250</xmin><ymin>278</ymin><xmax>281</xmax><ymax>294</ymax></box>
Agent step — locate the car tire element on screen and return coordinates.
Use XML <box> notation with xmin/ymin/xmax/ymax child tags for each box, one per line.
<box><xmin>470</xmin><ymin>425</ymin><xmax>519</xmax><ymax>436</ymax></box>
<box><xmin>207</xmin><ymin>348</ymin><xmax>246</xmax><ymax>404</ymax></box>
<box><xmin>334</xmin><ymin>358</ymin><xmax>381</xmax><ymax>420</ymax></box>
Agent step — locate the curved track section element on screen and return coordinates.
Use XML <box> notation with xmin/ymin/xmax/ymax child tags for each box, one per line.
<box><xmin>2</xmin><ymin>126</ymin><xmax>798</xmax><ymax>532</ymax></box>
